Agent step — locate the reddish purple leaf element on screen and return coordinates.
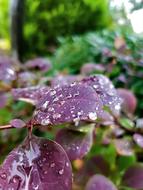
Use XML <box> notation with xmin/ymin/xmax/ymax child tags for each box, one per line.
<box><xmin>0</xmin><ymin>135</ymin><xmax>72</xmax><ymax>190</ymax></box>
<box><xmin>12</xmin><ymin>86</ymin><xmax>50</xmax><ymax>105</ymax></box>
<box><xmin>81</xmin><ymin>63</ymin><xmax>105</xmax><ymax>75</ymax></box>
<box><xmin>133</xmin><ymin>133</ymin><xmax>143</xmax><ymax>148</ymax></box>
<box><xmin>10</xmin><ymin>119</ymin><xmax>26</xmax><ymax>129</ymax></box>
<box><xmin>32</xmin><ymin>82</ymin><xmax>110</xmax><ymax>126</ymax></box>
<box><xmin>0</xmin><ymin>56</ymin><xmax>17</xmax><ymax>84</ymax></box>
<box><xmin>75</xmin><ymin>156</ymin><xmax>110</xmax><ymax>186</ymax></box>
<box><xmin>25</xmin><ymin>58</ymin><xmax>52</xmax><ymax>72</ymax></box>
<box><xmin>117</xmin><ymin>88</ymin><xmax>137</xmax><ymax>114</ymax></box>
<box><xmin>51</xmin><ymin>75</ymin><xmax>82</xmax><ymax>88</ymax></box>
<box><xmin>123</xmin><ymin>164</ymin><xmax>143</xmax><ymax>189</ymax></box>
<box><xmin>113</xmin><ymin>139</ymin><xmax>134</xmax><ymax>156</ymax></box>
<box><xmin>55</xmin><ymin>128</ymin><xmax>93</xmax><ymax>160</ymax></box>
<box><xmin>85</xmin><ymin>174</ymin><xmax>117</xmax><ymax>190</ymax></box>
<box><xmin>81</xmin><ymin>75</ymin><xmax>122</xmax><ymax>116</ymax></box>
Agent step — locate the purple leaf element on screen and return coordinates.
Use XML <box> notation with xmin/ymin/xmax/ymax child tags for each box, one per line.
<box><xmin>10</xmin><ymin>119</ymin><xmax>26</xmax><ymax>129</ymax></box>
<box><xmin>32</xmin><ymin>82</ymin><xmax>110</xmax><ymax>126</ymax></box>
<box><xmin>25</xmin><ymin>58</ymin><xmax>52</xmax><ymax>72</ymax></box>
<box><xmin>0</xmin><ymin>56</ymin><xmax>17</xmax><ymax>84</ymax></box>
<box><xmin>75</xmin><ymin>156</ymin><xmax>110</xmax><ymax>186</ymax></box>
<box><xmin>123</xmin><ymin>164</ymin><xmax>143</xmax><ymax>189</ymax></box>
<box><xmin>0</xmin><ymin>135</ymin><xmax>72</xmax><ymax>190</ymax></box>
<box><xmin>81</xmin><ymin>75</ymin><xmax>122</xmax><ymax>116</ymax></box>
<box><xmin>113</xmin><ymin>139</ymin><xmax>134</xmax><ymax>156</ymax></box>
<box><xmin>133</xmin><ymin>133</ymin><xmax>143</xmax><ymax>148</ymax></box>
<box><xmin>117</xmin><ymin>88</ymin><xmax>137</xmax><ymax>114</ymax></box>
<box><xmin>85</xmin><ymin>174</ymin><xmax>117</xmax><ymax>190</ymax></box>
<box><xmin>55</xmin><ymin>128</ymin><xmax>93</xmax><ymax>160</ymax></box>
<box><xmin>0</xmin><ymin>92</ymin><xmax>7</xmax><ymax>108</ymax></box>
<box><xmin>81</xmin><ymin>63</ymin><xmax>105</xmax><ymax>75</ymax></box>
<box><xmin>12</xmin><ymin>86</ymin><xmax>50</xmax><ymax>105</ymax></box>
<box><xmin>51</xmin><ymin>75</ymin><xmax>82</xmax><ymax>88</ymax></box>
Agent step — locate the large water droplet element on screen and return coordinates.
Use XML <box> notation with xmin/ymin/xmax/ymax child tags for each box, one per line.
<box><xmin>58</xmin><ymin>169</ymin><xmax>64</xmax><ymax>175</ymax></box>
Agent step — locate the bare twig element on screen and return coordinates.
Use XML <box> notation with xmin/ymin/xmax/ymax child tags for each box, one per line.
<box><xmin>0</xmin><ymin>125</ymin><xmax>14</xmax><ymax>130</ymax></box>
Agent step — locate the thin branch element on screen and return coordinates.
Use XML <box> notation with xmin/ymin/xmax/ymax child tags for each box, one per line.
<box><xmin>0</xmin><ymin>125</ymin><xmax>14</xmax><ymax>130</ymax></box>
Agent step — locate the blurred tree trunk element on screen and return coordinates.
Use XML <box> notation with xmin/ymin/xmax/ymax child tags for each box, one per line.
<box><xmin>10</xmin><ymin>0</ymin><xmax>25</xmax><ymax>61</ymax></box>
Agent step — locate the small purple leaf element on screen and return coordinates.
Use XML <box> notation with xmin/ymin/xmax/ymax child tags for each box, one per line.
<box><xmin>10</xmin><ymin>119</ymin><xmax>26</xmax><ymax>129</ymax></box>
<box><xmin>25</xmin><ymin>58</ymin><xmax>52</xmax><ymax>72</ymax></box>
<box><xmin>113</xmin><ymin>139</ymin><xmax>134</xmax><ymax>156</ymax></box>
<box><xmin>0</xmin><ymin>56</ymin><xmax>17</xmax><ymax>84</ymax></box>
<box><xmin>81</xmin><ymin>75</ymin><xmax>122</xmax><ymax>116</ymax></box>
<box><xmin>133</xmin><ymin>133</ymin><xmax>143</xmax><ymax>148</ymax></box>
<box><xmin>32</xmin><ymin>82</ymin><xmax>110</xmax><ymax>126</ymax></box>
<box><xmin>55</xmin><ymin>128</ymin><xmax>93</xmax><ymax>160</ymax></box>
<box><xmin>117</xmin><ymin>88</ymin><xmax>137</xmax><ymax>114</ymax></box>
<box><xmin>85</xmin><ymin>174</ymin><xmax>117</xmax><ymax>190</ymax></box>
<box><xmin>12</xmin><ymin>86</ymin><xmax>50</xmax><ymax>105</ymax></box>
<box><xmin>0</xmin><ymin>135</ymin><xmax>72</xmax><ymax>190</ymax></box>
<box><xmin>81</xmin><ymin>63</ymin><xmax>105</xmax><ymax>75</ymax></box>
<box><xmin>123</xmin><ymin>164</ymin><xmax>143</xmax><ymax>189</ymax></box>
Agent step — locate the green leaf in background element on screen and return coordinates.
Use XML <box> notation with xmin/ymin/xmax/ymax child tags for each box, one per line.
<box><xmin>117</xmin><ymin>155</ymin><xmax>136</xmax><ymax>173</ymax></box>
<box><xmin>0</xmin><ymin>108</ymin><xmax>12</xmax><ymax>125</ymax></box>
<box><xmin>119</xmin><ymin>118</ymin><xmax>134</xmax><ymax>130</ymax></box>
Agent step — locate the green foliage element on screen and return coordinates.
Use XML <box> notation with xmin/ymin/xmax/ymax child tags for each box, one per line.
<box><xmin>0</xmin><ymin>0</ymin><xmax>9</xmax><ymax>39</ymax></box>
<box><xmin>24</xmin><ymin>0</ymin><xmax>111</xmax><ymax>56</ymax></box>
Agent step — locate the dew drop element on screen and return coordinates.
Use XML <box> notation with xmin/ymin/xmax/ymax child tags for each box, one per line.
<box><xmin>115</xmin><ymin>104</ymin><xmax>121</xmax><ymax>110</ymax></box>
<box><xmin>42</xmin><ymin>101</ymin><xmax>49</xmax><ymax>109</ymax></box>
<box><xmin>0</xmin><ymin>173</ymin><xmax>7</xmax><ymax>179</ymax></box>
<box><xmin>88</xmin><ymin>112</ymin><xmax>97</xmax><ymax>121</ymax></box>
<box><xmin>50</xmin><ymin>90</ymin><xmax>56</xmax><ymax>96</ymax></box>
<box><xmin>50</xmin><ymin>163</ymin><xmax>55</xmax><ymax>168</ymax></box>
<box><xmin>41</xmin><ymin>118</ymin><xmax>50</xmax><ymax>126</ymax></box>
<box><xmin>66</xmin><ymin>162</ymin><xmax>69</xmax><ymax>167</ymax></box>
<box><xmin>58</xmin><ymin>169</ymin><xmax>64</xmax><ymax>175</ymax></box>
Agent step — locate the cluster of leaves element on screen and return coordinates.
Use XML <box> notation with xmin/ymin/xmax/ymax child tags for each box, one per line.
<box><xmin>1</xmin><ymin>54</ymin><xmax>143</xmax><ymax>190</ymax></box>
<box><xmin>52</xmin><ymin>30</ymin><xmax>143</xmax><ymax>115</ymax></box>
<box><xmin>24</xmin><ymin>0</ymin><xmax>111</xmax><ymax>57</ymax></box>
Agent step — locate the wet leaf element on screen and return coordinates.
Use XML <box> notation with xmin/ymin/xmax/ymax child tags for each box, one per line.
<box><xmin>55</xmin><ymin>128</ymin><xmax>93</xmax><ymax>160</ymax></box>
<box><xmin>51</xmin><ymin>75</ymin><xmax>82</xmax><ymax>87</ymax></box>
<box><xmin>12</xmin><ymin>86</ymin><xmax>50</xmax><ymax>105</ymax></box>
<box><xmin>0</xmin><ymin>56</ymin><xmax>17</xmax><ymax>85</ymax></box>
<box><xmin>0</xmin><ymin>135</ymin><xmax>72</xmax><ymax>190</ymax></box>
<box><xmin>32</xmin><ymin>82</ymin><xmax>108</xmax><ymax>126</ymax></box>
<box><xmin>81</xmin><ymin>75</ymin><xmax>122</xmax><ymax>116</ymax></box>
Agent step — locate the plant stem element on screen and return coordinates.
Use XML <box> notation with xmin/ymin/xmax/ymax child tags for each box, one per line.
<box><xmin>0</xmin><ymin>125</ymin><xmax>13</xmax><ymax>130</ymax></box>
